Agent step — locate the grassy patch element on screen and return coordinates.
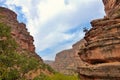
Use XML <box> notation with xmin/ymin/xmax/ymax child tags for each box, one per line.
<box><xmin>34</xmin><ymin>73</ymin><xmax>79</xmax><ymax>80</ymax></box>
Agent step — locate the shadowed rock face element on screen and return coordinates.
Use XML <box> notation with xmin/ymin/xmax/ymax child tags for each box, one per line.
<box><xmin>78</xmin><ymin>0</ymin><xmax>120</xmax><ymax>80</ymax></box>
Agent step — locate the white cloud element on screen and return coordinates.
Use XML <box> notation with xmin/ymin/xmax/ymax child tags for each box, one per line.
<box><xmin>41</xmin><ymin>31</ymin><xmax>85</xmax><ymax>60</ymax></box>
<box><xmin>38</xmin><ymin>0</ymin><xmax>66</xmax><ymax>23</ymax></box>
<box><xmin>2</xmin><ymin>0</ymin><xmax>105</xmax><ymax>60</ymax></box>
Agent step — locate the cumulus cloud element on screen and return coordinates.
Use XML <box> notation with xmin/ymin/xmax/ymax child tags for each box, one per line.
<box><xmin>1</xmin><ymin>0</ymin><xmax>105</xmax><ymax>60</ymax></box>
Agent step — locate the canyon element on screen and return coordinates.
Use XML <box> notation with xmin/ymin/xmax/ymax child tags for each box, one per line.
<box><xmin>49</xmin><ymin>39</ymin><xmax>85</xmax><ymax>75</ymax></box>
<box><xmin>1</xmin><ymin>0</ymin><xmax>120</xmax><ymax>80</ymax></box>
<box><xmin>0</xmin><ymin>7</ymin><xmax>52</xmax><ymax>79</ymax></box>
<box><xmin>49</xmin><ymin>0</ymin><xmax>120</xmax><ymax>80</ymax></box>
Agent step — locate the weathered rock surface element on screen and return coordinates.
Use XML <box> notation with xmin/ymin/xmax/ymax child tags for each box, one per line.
<box><xmin>0</xmin><ymin>7</ymin><xmax>45</xmax><ymax>79</ymax></box>
<box><xmin>78</xmin><ymin>62</ymin><xmax>120</xmax><ymax>80</ymax></box>
<box><xmin>103</xmin><ymin>0</ymin><xmax>120</xmax><ymax>19</ymax></box>
<box><xmin>78</xmin><ymin>0</ymin><xmax>120</xmax><ymax>80</ymax></box>
<box><xmin>0</xmin><ymin>7</ymin><xmax>42</xmax><ymax>61</ymax></box>
<box><xmin>50</xmin><ymin>39</ymin><xmax>86</xmax><ymax>75</ymax></box>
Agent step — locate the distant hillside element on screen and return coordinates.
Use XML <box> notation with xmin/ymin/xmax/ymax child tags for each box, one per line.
<box><xmin>44</xmin><ymin>60</ymin><xmax>54</xmax><ymax>65</ymax></box>
<box><xmin>49</xmin><ymin>39</ymin><xmax>86</xmax><ymax>75</ymax></box>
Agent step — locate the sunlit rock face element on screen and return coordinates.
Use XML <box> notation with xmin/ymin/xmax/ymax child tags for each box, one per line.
<box><xmin>78</xmin><ymin>0</ymin><xmax>120</xmax><ymax>80</ymax></box>
<box><xmin>0</xmin><ymin>7</ymin><xmax>46</xmax><ymax>80</ymax></box>
<box><xmin>50</xmin><ymin>39</ymin><xmax>86</xmax><ymax>75</ymax></box>
<box><xmin>0</xmin><ymin>7</ymin><xmax>42</xmax><ymax>61</ymax></box>
<box><xmin>0</xmin><ymin>7</ymin><xmax>34</xmax><ymax>53</ymax></box>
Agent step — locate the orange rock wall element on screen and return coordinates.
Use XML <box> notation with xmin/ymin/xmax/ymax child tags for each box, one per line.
<box><xmin>78</xmin><ymin>0</ymin><xmax>120</xmax><ymax>80</ymax></box>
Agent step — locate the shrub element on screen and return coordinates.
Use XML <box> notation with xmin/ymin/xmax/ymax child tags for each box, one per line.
<box><xmin>0</xmin><ymin>23</ymin><xmax>40</xmax><ymax>79</ymax></box>
<box><xmin>34</xmin><ymin>73</ymin><xmax>51</xmax><ymax>80</ymax></box>
<box><xmin>41</xmin><ymin>64</ymin><xmax>55</xmax><ymax>73</ymax></box>
<box><xmin>0</xmin><ymin>22</ymin><xmax>80</xmax><ymax>80</ymax></box>
<box><xmin>3</xmin><ymin>69</ymin><xmax>20</xmax><ymax>80</ymax></box>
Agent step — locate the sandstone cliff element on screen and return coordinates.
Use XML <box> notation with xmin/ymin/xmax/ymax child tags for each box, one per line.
<box><xmin>50</xmin><ymin>39</ymin><xmax>86</xmax><ymax>75</ymax></box>
<box><xmin>0</xmin><ymin>7</ymin><xmax>53</xmax><ymax>80</ymax></box>
<box><xmin>78</xmin><ymin>0</ymin><xmax>120</xmax><ymax>80</ymax></box>
<box><xmin>0</xmin><ymin>7</ymin><xmax>42</xmax><ymax>61</ymax></box>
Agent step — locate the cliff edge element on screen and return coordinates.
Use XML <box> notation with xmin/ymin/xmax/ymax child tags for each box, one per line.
<box><xmin>0</xmin><ymin>7</ymin><xmax>53</xmax><ymax>80</ymax></box>
<box><xmin>78</xmin><ymin>0</ymin><xmax>120</xmax><ymax>80</ymax></box>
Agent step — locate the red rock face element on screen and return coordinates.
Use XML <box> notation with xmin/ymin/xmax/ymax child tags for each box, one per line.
<box><xmin>0</xmin><ymin>7</ymin><xmax>34</xmax><ymax>53</ymax></box>
<box><xmin>51</xmin><ymin>39</ymin><xmax>86</xmax><ymax>75</ymax></box>
<box><xmin>11</xmin><ymin>23</ymin><xmax>35</xmax><ymax>53</ymax></box>
<box><xmin>103</xmin><ymin>0</ymin><xmax>120</xmax><ymax>19</ymax></box>
<box><xmin>78</xmin><ymin>0</ymin><xmax>120</xmax><ymax>80</ymax></box>
<box><xmin>0</xmin><ymin>7</ymin><xmax>42</xmax><ymax>61</ymax></box>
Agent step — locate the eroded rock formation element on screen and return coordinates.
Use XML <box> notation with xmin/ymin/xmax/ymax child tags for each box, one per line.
<box><xmin>103</xmin><ymin>0</ymin><xmax>120</xmax><ymax>19</ymax></box>
<box><xmin>78</xmin><ymin>0</ymin><xmax>120</xmax><ymax>80</ymax></box>
<box><xmin>0</xmin><ymin>7</ymin><xmax>44</xmax><ymax>79</ymax></box>
<box><xmin>0</xmin><ymin>7</ymin><xmax>41</xmax><ymax>60</ymax></box>
<box><xmin>51</xmin><ymin>39</ymin><xmax>86</xmax><ymax>75</ymax></box>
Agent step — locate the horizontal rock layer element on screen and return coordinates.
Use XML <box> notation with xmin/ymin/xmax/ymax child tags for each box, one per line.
<box><xmin>78</xmin><ymin>0</ymin><xmax>120</xmax><ymax>80</ymax></box>
<box><xmin>78</xmin><ymin>62</ymin><xmax>120</xmax><ymax>80</ymax></box>
<box><xmin>50</xmin><ymin>39</ymin><xmax>86</xmax><ymax>75</ymax></box>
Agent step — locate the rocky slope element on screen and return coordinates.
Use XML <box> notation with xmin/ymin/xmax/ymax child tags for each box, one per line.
<box><xmin>0</xmin><ymin>7</ymin><xmax>42</xmax><ymax>61</ymax></box>
<box><xmin>0</xmin><ymin>7</ymin><xmax>53</xmax><ymax>80</ymax></box>
<box><xmin>78</xmin><ymin>0</ymin><xmax>120</xmax><ymax>80</ymax></box>
<box><xmin>44</xmin><ymin>60</ymin><xmax>54</xmax><ymax>68</ymax></box>
<box><xmin>50</xmin><ymin>39</ymin><xmax>86</xmax><ymax>75</ymax></box>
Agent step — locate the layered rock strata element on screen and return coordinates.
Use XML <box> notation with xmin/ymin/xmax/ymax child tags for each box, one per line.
<box><xmin>78</xmin><ymin>0</ymin><xmax>120</xmax><ymax>80</ymax></box>
<box><xmin>0</xmin><ymin>7</ymin><xmax>44</xmax><ymax>79</ymax></box>
<box><xmin>0</xmin><ymin>7</ymin><xmax>41</xmax><ymax>60</ymax></box>
<box><xmin>51</xmin><ymin>39</ymin><xmax>86</xmax><ymax>75</ymax></box>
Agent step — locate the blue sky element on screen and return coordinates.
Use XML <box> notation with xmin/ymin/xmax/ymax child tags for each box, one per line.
<box><xmin>0</xmin><ymin>0</ymin><xmax>105</xmax><ymax>60</ymax></box>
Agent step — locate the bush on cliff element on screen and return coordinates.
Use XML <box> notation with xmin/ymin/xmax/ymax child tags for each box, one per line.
<box><xmin>0</xmin><ymin>23</ymin><xmax>42</xmax><ymax>79</ymax></box>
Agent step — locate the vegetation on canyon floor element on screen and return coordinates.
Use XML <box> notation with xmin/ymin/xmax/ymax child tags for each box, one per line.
<box><xmin>0</xmin><ymin>23</ymin><xmax>80</xmax><ymax>80</ymax></box>
<box><xmin>34</xmin><ymin>73</ymin><xmax>79</xmax><ymax>80</ymax></box>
